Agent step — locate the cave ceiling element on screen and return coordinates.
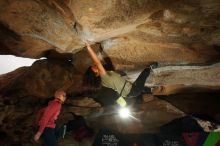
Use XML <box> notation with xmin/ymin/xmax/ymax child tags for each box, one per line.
<box><xmin>0</xmin><ymin>1</ymin><xmax>220</xmax><ymax>144</ymax></box>
<box><xmin>0</xmin><ymin>0</ymin><xmax>220</xmax><ymax>96</ymax></box>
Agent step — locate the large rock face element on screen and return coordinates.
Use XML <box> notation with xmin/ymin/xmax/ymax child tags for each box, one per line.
<box><xmin>0</xmin><ymin>0</ymin><xmax>220</xmax><ymax>61</ymax></box>
<box><xmin>0</xmin><ymin>0</ymin><xmax>84</xmax><ymax>58</ymax></box>
<box><xmin>0</xmin><ymin>0</ymin><xmax>220</xmax><ymax>145</ymax></box>
<box><xmin>0</xmin><ymin>59</ymin><xmax>82</xmax><ymax>98</ymax></box>
<box><xmin>127</xmin><ymin>63</ymin><xmax>220</xmax><ymax>95</ymax></box>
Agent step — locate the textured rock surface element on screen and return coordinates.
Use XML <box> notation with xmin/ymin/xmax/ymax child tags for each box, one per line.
<box><xmin>0</xmin><ymin>0</ymin><xmax>84</xmax><ymax>58</ymax></box>
<box><xmin>0</xmin><ymin>67</ymin><xmax>28</xmax><ymax>93</ymax></box>
<box><xmin>67</xmin><ymin>0</ymin><xmax>162</xmax><ymax>41</ymax></box>
<box><xmin>0</xmin><ymin>59</ymin><xmax>82</xmax><ymax>98</ymax></box>
<box><xmin>102</xmin><ymin>33</ymin><xmax>220</xmax><ymax>70</ymax></box>
<box><xmin>0</xmin><ymin>93</ymin><xmax>182</xmax><ymax>145</ymax></box>
<box><xmin>0</xmin><ymin>0</ymin><xmax>220</xmax><ymax>61</ymax></box>
<box><xmin>160</xmin><ymin>92</ymin><xmax>220</xmax><ymax>123</ymax></box>
<box><xmin>0</xmin><ymin>93</ymin><xmax>99</xmax><ymax>145</ymax></box>
<box><xmin>126</xmin><ymin>63</ymin><xmax>220</xmax><ymax>95</ymax></box>
<box><xmin>0</xmin><ymin>0</ymin><xmax>220</xmax><ymax>145</ymax></box>
<box><xmin>150</xmin><ymin>63</ymin><xmax>220</xmax><ymax>95</ymax></box>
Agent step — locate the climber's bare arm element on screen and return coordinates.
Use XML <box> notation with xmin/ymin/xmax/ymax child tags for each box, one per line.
<box><xmin>85</xmin><ymin>43</ymin><xmax>106</xmax><ymax>75</ymax></box>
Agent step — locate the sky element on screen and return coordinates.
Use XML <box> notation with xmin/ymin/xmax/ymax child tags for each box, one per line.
<box><xmin>0</xmin><ymin>55</ymin><xmax>37</xmax><ymax>75</ymax></box>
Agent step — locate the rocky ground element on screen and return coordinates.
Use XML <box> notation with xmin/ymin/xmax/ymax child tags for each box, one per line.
<box><xmin>0</xmin><ymin>0</ymin><xmax>220</xmax><ymax>145</ymax></box>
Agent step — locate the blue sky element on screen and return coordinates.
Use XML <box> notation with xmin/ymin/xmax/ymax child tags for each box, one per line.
<box><xmin>0</xmin><ymin>55</ymin><xmax>37</xmax><ymax>75</ymax></box>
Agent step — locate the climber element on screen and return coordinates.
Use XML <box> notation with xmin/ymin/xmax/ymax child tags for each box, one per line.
<box><xmin>83</xmin><ymin>42</ymin><xmax>157</xmax><ymax>107</ymax></box>
<box><xmin>34</xmin><ymin>89</ymin><xmax>67</xmax><ymax>146</ymax></box>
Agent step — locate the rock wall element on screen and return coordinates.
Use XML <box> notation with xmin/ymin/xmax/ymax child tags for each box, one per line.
<box><xmin>0</xmin><ymin>59</ymin><xmax>82</xmax><ymax>98</ymax></box>
<box><xmin>0</xmin><ymin>0</ymin><xmax>220</xmax><ymax>63</ymax></box>
<box><xmin>0</xmin><ymin>0</ymin><xmax>220</xmax><ymax>145</ymax></box>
